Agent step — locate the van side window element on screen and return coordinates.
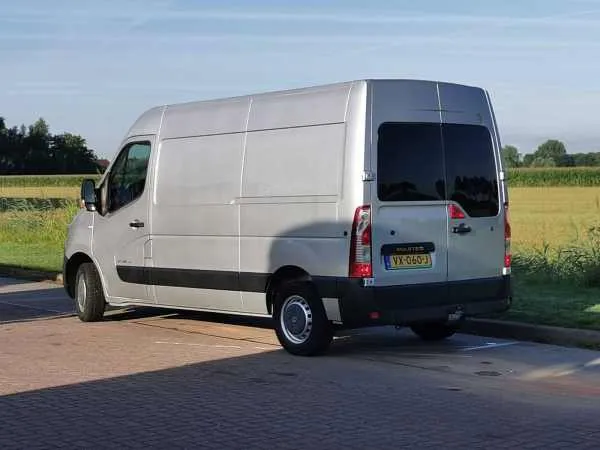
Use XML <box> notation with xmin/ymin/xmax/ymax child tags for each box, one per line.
<box><xmin>107</xmin><ymin>141</ymin><xmax>151</xmax><ymax>213</ymax></box>
<box><xmin>443</xmin><ymin>124</ymin><xmax>499</xmax><ymax>217</ymax></box>
<box><xmin>377</xmin><ymin>123</ymin><xmax>445</xmax><ymax>202</ymax></box>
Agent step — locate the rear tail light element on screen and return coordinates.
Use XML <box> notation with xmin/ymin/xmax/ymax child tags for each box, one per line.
<box><xmin>448</xmin><ymin>203</ymin><xmax>466</xmax><ymax>219</ymax></box>
<box><xmin>504</xmin><ymin>202</ymin><xmax>511</xmax><ymax>271</ymax></box>
<box><xmin>349</xmin><ymin>205</ymin><xmax>372</xmax><ymax>278</ymax></box>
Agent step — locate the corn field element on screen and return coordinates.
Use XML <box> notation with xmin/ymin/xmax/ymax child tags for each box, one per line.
<box><xmin>508</xmin><ymin>167</ymin><xmax>600</xmax><ymax>187</ymax></box>
<box><xmin>0</xmin><ymin>174</ymin><xmax>101</xmax><ymax>188</ymax></box>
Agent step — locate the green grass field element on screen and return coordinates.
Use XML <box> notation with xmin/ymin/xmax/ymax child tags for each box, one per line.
<box><xmin>1</xmin><ymin>176</ymin><xmax>599</xmax><ymax>331</ymax></box>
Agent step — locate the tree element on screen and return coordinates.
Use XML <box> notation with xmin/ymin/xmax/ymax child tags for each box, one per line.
<box><xmin>523</xmin><ymin>153</ymin><xmax>535</xmax><ymax>167</ymax></box>
<box><xmin>533</xmin><ymin>139</ymin><xmax>567</xmax><ymax>166</ymax></box>
<box><xmin>558</xmin><ymin>154</ymin><xmax>575</xmax><ymax>167</ymax></box>
<box><xmin>501</xmin><ymin>145</ymin><xmax>521</xmax><ymax>168</ymax></box>
<box><xmin>572</xmin><ymin>152</ymin><xmax>600</xmax><ymax>167</ymax></box>
<box><xmin>530</xmin><ymin>156</ymin><xmax>557</xmax><ymax>167</ymax></box>
<box><xmin>0</xmin><ymin>116</ymin><xmax>103</xmax><ymax>175</ymax></box>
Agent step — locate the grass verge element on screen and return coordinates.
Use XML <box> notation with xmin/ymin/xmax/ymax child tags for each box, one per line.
<box><xmin>488</xmin><ymin>275</ymin><xmax>600</xmax><ymax>331</ymax></box>
<box><xmin>0</xmin><ymin>201</ymin><xmax>78</xmax><ymax>272</ymax></box>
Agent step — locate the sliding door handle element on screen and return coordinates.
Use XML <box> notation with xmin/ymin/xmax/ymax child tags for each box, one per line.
<box><xmin>129</xmin><ymin>220</ymin><xmax>145</xmax><ymax>228</ymax></box>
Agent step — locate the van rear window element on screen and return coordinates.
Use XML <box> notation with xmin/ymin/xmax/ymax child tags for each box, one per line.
<box><xmin>377</xmin><ymin>123</ymin><xmax>445</xmax><ymax>202</ymax></box>
<box><xmin>377</xmin><ymin>122</ymin><xmax>499</xmax><ymax>217</ymax></box>
<box><xmin>443</xmin><ymin>123</ymin><xmax>499</xmax><ymax>217</ymax></box>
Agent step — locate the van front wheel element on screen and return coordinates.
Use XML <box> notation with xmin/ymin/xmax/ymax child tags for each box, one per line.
<box><xmin>273</xmin><ymin>281</ymin><xmax>333</xmax><ymax>356</ymax></box>
<box><xmin>410</xmin><ymin>321</ymin><xmax>459</xmax><ymax>341</ymax></box>
<box><xmin>74</xmin><ymin>262</ymin><xmax>106</xmax><ymax>322</ymax></box>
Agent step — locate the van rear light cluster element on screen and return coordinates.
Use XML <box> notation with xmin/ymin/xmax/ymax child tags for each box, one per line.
<box><xmin>504</xmin><ymin>202</ymin><xmax>512</xmax><ymax>272</ymax></box>
<box><xmin>349</xmin><ymin>205</ymin><xmax>372</xmax><ymax>278</ymax></box>
<box><xmin>448</xmin><ymin>203</ymin><xmax>466</xmax><ymax>219</ymax></box>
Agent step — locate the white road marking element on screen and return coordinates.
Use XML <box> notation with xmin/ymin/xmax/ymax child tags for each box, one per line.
<box><xmin>460</xmin><ymin>342</ymin><xmax>518</xmax><ymax>352</ymax></box>
<box><xmin>520</xmin><ymin>364</ymin><xmax>578</xmax><ymax>380</ymax></box>
<box><xmin>154</xmin><ymin>340</ymin><xmax>278</xmax><ymax>351</ymax></box>
<box><xmin>584</xmin><ymin>357</ymin><xmax>600</xmax><ymax>368</ymax></box>
<box><xmin>154</xmin><ymin>340</ymin><xmax>242</xmax><ymax>349</ymax></box>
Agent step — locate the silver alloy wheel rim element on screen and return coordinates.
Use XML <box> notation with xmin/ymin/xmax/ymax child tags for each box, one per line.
<box><xmin>280</xmin><ymin>295</ymin><xmax>313</xmax><ymax>345</ymax></box>
<box><xmin>76</xmin><ymin>273</ymin><xmax>87</xmax><ymax>312</ymax></box>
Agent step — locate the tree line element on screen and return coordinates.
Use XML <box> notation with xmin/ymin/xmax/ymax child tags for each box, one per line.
<box><xmin>0</xmin><ymin>116</ymin><xmax>105</xmax><ymax>175</ymax></box>
<box><xmin>502</xmin><ymin>139</ymin><xmax>600</xmax><ymax>168</ymax></box>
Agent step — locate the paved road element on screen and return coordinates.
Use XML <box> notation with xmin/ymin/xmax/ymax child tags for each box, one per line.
<box><xmin>1</xmin><ymin>277</ymin><xmax>599</xmax><ymax>449</ymax></box>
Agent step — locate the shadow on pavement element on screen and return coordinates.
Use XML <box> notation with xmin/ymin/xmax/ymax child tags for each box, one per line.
<box><xmin>0</xmin><ymin>288</ymin><xmax>74</xmax><ymax>324</ymax></box>
<box><xmin>1</xmin><ymin>345</ymin><xmax>599</xmax><ymax>448</ymax></box>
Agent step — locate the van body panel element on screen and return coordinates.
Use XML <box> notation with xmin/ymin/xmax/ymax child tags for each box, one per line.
<box><xmin>342</xmin><ymin>80</ymin><xmax>370</xmax><ymax>212</ymax></box>
<box><xmin>247</xmin><ymin>83</ymin><xmax>351</xmax><ymax>131</ymax></box>
<box><xmin>151</xmin><ymin>131</ymin><xmax>244</xmax><ymax>312</ymax></box>
<box><xmin>438</xmin><ymin>83</ymin><xmax>505</xmax><ymax>282</ymax></box>
<box><xmin>160</xmin><ymin>98</ymin><xmax>249</xmax><ymax>139</ymax></box>
<box><xmin>241</xmin><ymin>124</ymin><xmax>345</xmax><ymax>198</ymax></box>
<box><xmin>368</xmin><ymin>81</ymin><xmax>449</xmax><ymax>288</ymax></box>
<box><xmin>238</xmin><ymin>85</ymin><xmax>355</xmax><ymax>313</ymax></box>
<box><xmin>125</xmin><ymin>106</ymin><xmax>164</xmax><ymax>140</ymax></box>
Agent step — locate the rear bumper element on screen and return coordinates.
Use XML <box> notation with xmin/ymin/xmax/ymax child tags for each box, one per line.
<box><xmin>325</xmin><ymin>276</ymin><xmax>511</xmax><ymax>328</ymax></box>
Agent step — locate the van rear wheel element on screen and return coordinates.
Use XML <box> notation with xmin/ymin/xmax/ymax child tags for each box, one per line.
<box><xmin>74</xmin><ymin>262</ymin><xmax>106</xmax><ymax>322</ymax></box>
<box><xmin>273</xmin><ymin>281</ymin><xmax>333</xmax><ymax>356</ymax></box>
<box><xmin>410</xmin><ymin>321</ymin><xmax>460</xmax><ymax>341</ymax></box>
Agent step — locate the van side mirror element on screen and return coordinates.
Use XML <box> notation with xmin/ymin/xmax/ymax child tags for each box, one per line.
<box><xmin>81</xmin><ymin>179</ymin><xmax>97</xmax><ymax>212</ymax></box>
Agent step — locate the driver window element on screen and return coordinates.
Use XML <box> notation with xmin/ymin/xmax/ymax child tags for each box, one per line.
<box><xmin>106</xmin><ymin>141</ymin><xmax>151</xmax><ymax>214</ymax></box>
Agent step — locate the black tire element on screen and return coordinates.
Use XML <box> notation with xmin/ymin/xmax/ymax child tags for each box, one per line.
<box><xmin>272</xmin><ymin>280</ymin><xmax>333</xmax><ymax>356</ymax></box>
<box><xmin>74</xmin><ymin>262</ymin><xmax>106</xmax><ymax>322</ymax></box>
<box><xmin>410</xmin><ymin>321</ymin><xmax>460</xmax><ymax>341</ymax></box>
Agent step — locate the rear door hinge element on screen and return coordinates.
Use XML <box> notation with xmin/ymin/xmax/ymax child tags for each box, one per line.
<box><xmin>362</xmin><ymin>170</ymin><xmax>375</xmax><ymax>182</ymax></box>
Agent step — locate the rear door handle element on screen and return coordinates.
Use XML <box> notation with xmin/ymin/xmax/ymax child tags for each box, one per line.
<box><xmin>452</xmin><ymin>223</ymin><xmax>471</xmax><ymax>234</ymax></box>
<box><xmin>129</xmin><ymin>220</ymin><xmax>145</xmax><ymax>228</ymax></box>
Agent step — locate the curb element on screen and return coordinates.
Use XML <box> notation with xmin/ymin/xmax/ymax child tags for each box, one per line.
<box><xmin>462</xmin><ymin>318</ymin><xmax>600</xmax><ymax>350</ymax></box>
<box><xmin>0</xmin><ymin>266</ymin><xmax>63</xmax><ymax>285</ymax></box>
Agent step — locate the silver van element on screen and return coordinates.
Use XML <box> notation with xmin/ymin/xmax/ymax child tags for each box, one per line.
<box><xmin>64</xmin><ymin>79</ymin><xmax>512</xmax><ymax>356</ymax></box>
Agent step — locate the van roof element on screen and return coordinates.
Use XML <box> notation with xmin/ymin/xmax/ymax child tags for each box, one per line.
<box><xmin>162</xmin><ymin>78</ymin><xmax>482</xmax><ymax>108</ymax></box>
<box><xmin>125</xmin><ymin>78</ymin><xmax>485</xmax><ymax>139</ymax></box>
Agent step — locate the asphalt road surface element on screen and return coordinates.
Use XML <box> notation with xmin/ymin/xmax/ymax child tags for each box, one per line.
<box><xmin>1</xmin><ymin>276</ymin><xmax>599</xmax><ymax>449</ymax></box>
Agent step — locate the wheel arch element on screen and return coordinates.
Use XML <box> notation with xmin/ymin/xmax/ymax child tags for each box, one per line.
<box><xmin>64</xmin><ymin>252</ymin><xmax>94</xmax><ymax>299</ymax></box>
<box><xmin>265</xmin><ymin>265</ymin><xmax>311</xmax><ymax>315</ymax></box>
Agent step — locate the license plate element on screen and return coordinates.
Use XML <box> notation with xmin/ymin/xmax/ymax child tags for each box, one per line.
<box><xmin>385</xmin><ymin>253</ymin><xmax>432</xmax><ymax>270</ymax></box>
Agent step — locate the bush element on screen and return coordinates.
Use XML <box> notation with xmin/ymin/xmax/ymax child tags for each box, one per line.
<box><xmin>514</xmin><ymin>223</ymin><xmax>600</xmax><ymax>287</ymax></box>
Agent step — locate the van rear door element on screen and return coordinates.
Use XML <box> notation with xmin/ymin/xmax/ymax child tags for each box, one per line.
<box><xmin>438</xmin><ymin>84</ymin><xmax>505</xmax><ymax>296</ymax></box>
<box><xmin>369</xmin><ymin>81</ymin><xmax>448</xmax><ymax>291</ymax></box>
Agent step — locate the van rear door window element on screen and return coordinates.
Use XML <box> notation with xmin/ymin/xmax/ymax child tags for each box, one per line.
<box><xmin>377</xmin><ymin>123</ymin><xmax>445</xmax><ymax>202</ymax></box>
<box><xmin>442</xmin><ymin>124</ymin><xmax>499</xmax><ymax>217</ymax></box>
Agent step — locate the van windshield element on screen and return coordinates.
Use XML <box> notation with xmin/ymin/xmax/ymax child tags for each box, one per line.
<box><xmin>377</xmin><ymin>122</ymin><xmax>499</xmax><ymax>217</ymax></box>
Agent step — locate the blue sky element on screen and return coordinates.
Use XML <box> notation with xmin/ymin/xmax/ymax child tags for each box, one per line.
<box><xmin>2</xmin><ymin>0</ymin><xmax>600</xmax><ymax>158</ymax></box>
